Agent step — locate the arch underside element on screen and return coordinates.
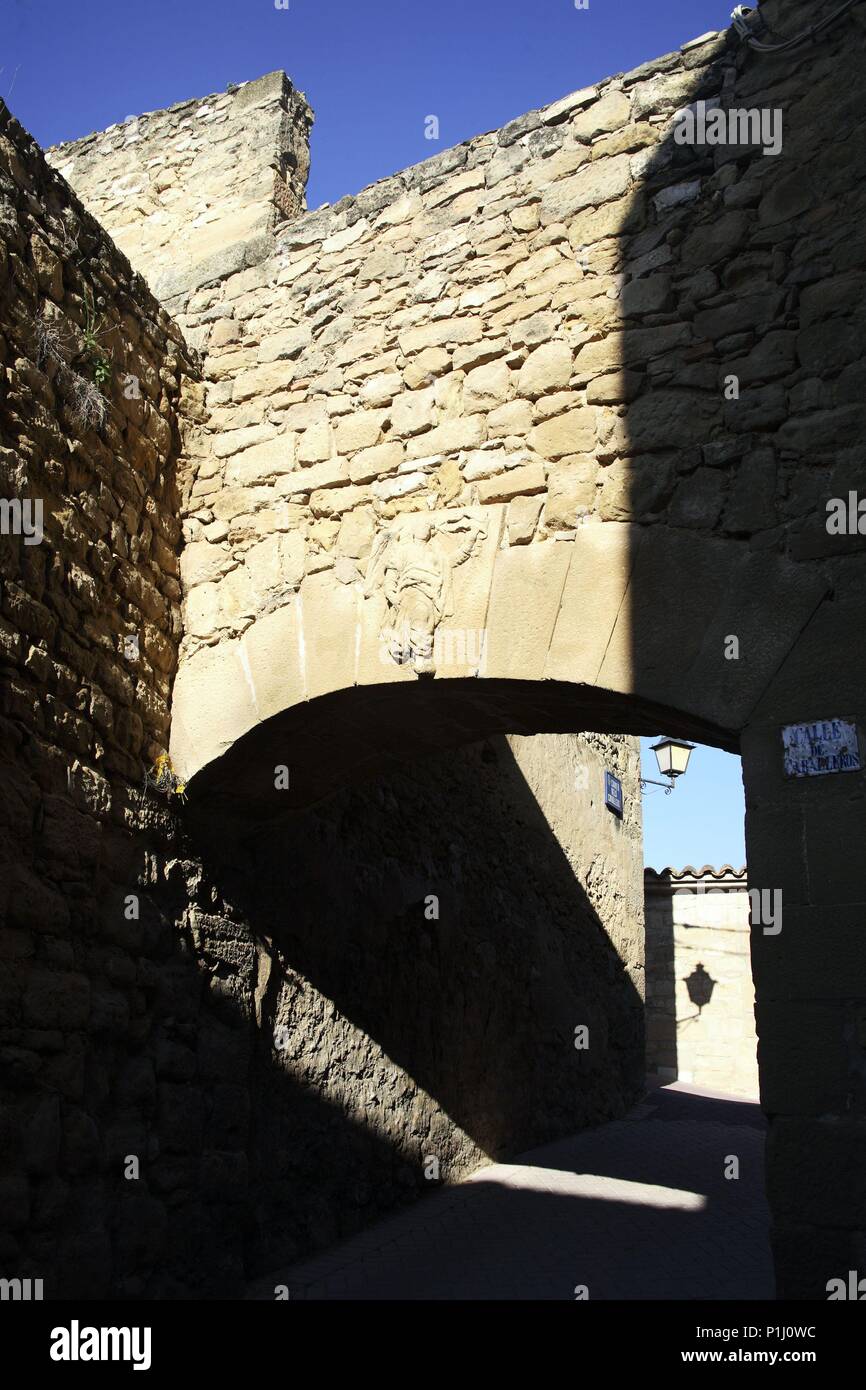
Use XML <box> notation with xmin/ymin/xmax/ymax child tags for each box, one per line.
<box><xmin>189</xmin><ymin>675</ymin><xmax>733</xmax><ymax>830</ymax></box>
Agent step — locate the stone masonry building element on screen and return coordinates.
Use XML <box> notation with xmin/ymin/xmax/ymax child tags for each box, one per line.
<box><xmin>1</xmin><ymin>0</ymin><xmax>865</xmax><ymax>1299</ymax></box>
<box><xmin>645</xmin><ymin>865</ymin><xmax>759</xmax><ymax>1098</ymax></box>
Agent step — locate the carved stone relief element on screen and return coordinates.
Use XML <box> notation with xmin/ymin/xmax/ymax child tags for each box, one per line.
<box><xmin>363</xmin><ymin>511</ymin><xmax>488</xmax><ymax>673</ymax></box>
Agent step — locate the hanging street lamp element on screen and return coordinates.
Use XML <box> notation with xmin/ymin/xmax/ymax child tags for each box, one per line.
<box><xmin>640</xmin><ymin>737</ymin><xmax>695</xmax><ymax>795</ymax></box>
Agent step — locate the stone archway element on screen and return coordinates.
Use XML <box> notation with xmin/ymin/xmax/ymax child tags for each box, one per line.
<box><xmin>167</xmin><ymin>0</ymin><xmax>866</xmax><ymax>1299</ymax></box>
<box><xmin>2</xmin><ymin>0</ymin><xmax>861</xmax><ymax>1305</ymax></box>
<box><xmin>171</xmin><ymin>518</ymin><xmax>822</xmax><ymax>812</ymax></box>
<box><xmin>172</xmin><ymin>508</ymin><xmax>854</xmax><ymax>1302</ymax></box>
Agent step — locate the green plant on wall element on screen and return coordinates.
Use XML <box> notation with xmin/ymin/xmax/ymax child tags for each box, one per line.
<box><xmin>81</xmin><ymin>288</ymin><xmax>113</xmax><ymax>387</ymax></box>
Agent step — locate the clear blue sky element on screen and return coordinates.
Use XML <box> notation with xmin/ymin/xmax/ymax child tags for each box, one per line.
<box><xmin>640</xmin><ymin>738</ymin><xmax>746</xmax><ymax>873</ymax></box>
<box><xmin>2</xmin><ymin>0</ymin><xmax>731</xmax><ymax>207</ymax></box>
<box><xmin>1</xmin><ymin>0</ymin><xmax>746</xmax><ymax>869</ymax></box>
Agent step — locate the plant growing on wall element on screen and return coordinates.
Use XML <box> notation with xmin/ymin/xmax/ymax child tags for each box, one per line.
<box><xmin>144</xmin><ymin>753</ymin><xmax>187</xmax><ymax>802</ymax></box>
<box><xmin>80</xmin><ymin>288</ymin><xmax>113</xmax><ymax>387</ymax></box>
<box><xmin>52</xmin><ymin>287</ymin><xmax>115</xmax><ymax>432</ymax></box>
<box><xmin>29</xmin><ymin>309</ymin><xmax>70</xmax><ymax>369</ymax></box>
<box><xmin>64</xmin><ymin>372</ymin><xmax>108</xmax><ymax>430</ymax></box>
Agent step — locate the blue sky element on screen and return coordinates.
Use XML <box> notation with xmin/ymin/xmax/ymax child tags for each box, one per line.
<box><xmin>1</xmin><ymin>0</ymin><xmax>748</xmax><ymax>869</ymax></box>
<box><xmin>3</xmin><ymin>0</ymin><xmax>732</xmax><ymax>207</ymax></box>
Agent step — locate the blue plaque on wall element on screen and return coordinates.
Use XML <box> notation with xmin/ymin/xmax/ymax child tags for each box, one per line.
<box><xmin>604</xmin><ymin>771</ymin><xmax>623</xmax><ymax>817</ymax></box>
<box><xmin>782</xmin><ymin>718</ymin><xmax>861</xmax><ymax>777</ymax></box>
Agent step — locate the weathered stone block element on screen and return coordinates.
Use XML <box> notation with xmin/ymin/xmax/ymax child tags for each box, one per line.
<box><xmin>309</xmin><ymin>484</ymin><xmax>369</xmax><ymax>517</ymax></box>
<box><xmin>506</xmin><ymin>494</ymin><xmax>544</xmax><ymax>545</ymax></box>
<box><xmin>463</xmin><ymin>360</ymin><xmax>511</xmax><ymax>412</ymax></box>
<box><xmin>544</xmin><ymin>458</ymin><xmax>598</xmax><ymax>528</ymax></box>
<box><xmin>517</xmin><ymin>341</ymin><xmax>573</xmax><ymax>398</ymax></box>
<box><xmin>398</xmin><ymin>317</ymin><xmax>482</xmax><ymax>355</ymax></box>
<box><xmin>390</xmin><ymin>387</ymin><xmax>436</xmax><ymax>437</ymax></box>
<box><xmin>531</xmin><ymin>408</ymin><xmax>598</xmax><ymax>459</ymax></box>
<box><xmin>348</xmin><ymin>442</ymin><xmax>405</xmax><ymax>483</ymax></box>
<box><xmin>242</xmin><ymin>602</ymin><xmax>305</xmax><ymax>722</ymax></box>
<box><xmin>171</xmin><ymin>638</ymin><xmax>258</xmax><ymax>779</ymax></box>
<box><xmin>487</xmin><ymin>398</ymin><xmax>533</xmax><ymax>438</ymax></box>
<box><xmin>545</xmin><ymin>523</ymin><xmax>637</xmax><ymax>685</ymax></box>
<box><xmin>299</xmin><ymin>569</ymin><xmax>357</xmax><ymax>700</ymax></box>
<box><xmin>297</xmin><ymin>418</ymin><xmax>334</xmax><ymax>464</ymax></box>
<box><xmin>474</xmin><ymin>461</ymin><xmax>546</xmax><ymax>503</ymax></box>
<box><xmin>485</xmin><ymin>541</ymin><xmax>571</xmax><ymax>681</ymax></box>
<box><xmin>407</xmin><ymin>416</ymin><xmax>485</xmax><ymax>458</ymax></box>
<box><xmin>403</xmin><ymin>346</ymin><xmax>451</xmax><ymax>389</ymax></box>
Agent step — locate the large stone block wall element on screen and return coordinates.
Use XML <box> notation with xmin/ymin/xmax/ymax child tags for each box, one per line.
<box><xmin>47</xmin><ymin>71</ymin><xmax>313</xmax><ymax>311</ymax></box>
<box><xmin>149</xmin><ymin>0</ymin><xmax>865</xmax><ymax>792</ymax></box>
<box><xmin>645</xmin><ymin>866</ymin><xmax>758</xmax><ymax>1098</ymax></box>
<box><xmin>0</xmin><ymin>102</ymin><xmax>201</xmax><ymax>1293</ymax></box>
<box><xmin>0</xmin><ymin>101</ymin><xmax>195</xmax><ymax>785</ymax></box>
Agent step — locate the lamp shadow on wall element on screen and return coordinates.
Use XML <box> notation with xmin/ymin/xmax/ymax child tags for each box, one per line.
<box><xmin>685</xmin><ymin>962</ymin><xmax>717</xmax><ymax>1014</ymax></box>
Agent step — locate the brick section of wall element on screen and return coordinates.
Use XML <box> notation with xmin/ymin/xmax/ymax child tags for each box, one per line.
<box><xmin>46</xmin><ymin>71</ymin><xmax>313</xmax><ymax>309</ymax></box>
<box><xmin>645</xmin><ymin>866</ymin><xmax>758</xmax><ymax>1098</ymax></box>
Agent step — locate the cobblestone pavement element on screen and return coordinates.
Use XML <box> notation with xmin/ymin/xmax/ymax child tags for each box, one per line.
<box><xmin>247</xmin><ymin>1083</ymin><xmax>774</xmax><ymax>1300</ymax></box>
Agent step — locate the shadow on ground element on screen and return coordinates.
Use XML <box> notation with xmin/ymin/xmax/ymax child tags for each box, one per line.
<box><xmin>247</xmin><ymin>1084</ymin><xmax>773</xmax><ymax>1300</ymax></box>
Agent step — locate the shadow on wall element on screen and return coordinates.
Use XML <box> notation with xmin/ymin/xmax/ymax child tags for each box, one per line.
<box><xmin>188</xmin><ymin>735</ymin><xmax>644</xmax><ymax>1285</ymax></box>
<box><xmin>685</xmin><ymin>963</ymin><xmax>717</xmax><ymax>1014</ymax></box>
<box><xmin>3</xmin><ymin>727</ymin><xmax>645</xmax><ymax>1298</ymax></box>
<box><xmin>645</xmin><ymin>886</ymin><xmax>678</xmax><ymax>1080</ymax></box>
<box><xmin>620</xmin><ymin>0</ymin><xmax>866</xmax><ymax>1300</ymax></box>
<box><xmin>172</xmin><ymin>1</ymin><xmax>866</xmax><ymax>1301</ymax></box>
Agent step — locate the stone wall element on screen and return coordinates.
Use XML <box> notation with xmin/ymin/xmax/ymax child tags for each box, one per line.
<box><xmin>645</xmin><ymin>866</ymin><xmax>758</xmax><ymax>1098</ymax></box>
<box><xmin>1</xmin><ymin>101</ymin><xmax>644</xmax><ymax>1296</ymax></box>
<box><xmin>172</xmin><ymin>54</ymin><xmax>708</xmax><ymax>700</ymax></box>
<box><xmin>0</xmin><ymin>101</ymin><xmax>196</xmax><ymax>796</ymax></box>
<box><xmin>145</xmin><ymin>1</ymin><xmax>865</xmax><ymax>795</ymax></box>
<box><xmin>7</xmin><ymin>0</ymin><xmax>866</xmax><ymax>1301</ymax></box>
<box><xmin>47</xmin><ymin>71</ymin><xmax>313</xmax><ymax>312</ymax></box>
<box><xmin>211</xmin><ymin>729</ymin><xmax>644</xmax><ymax>1280</ymax></box>
<box><xmin>0</xmin><ymin>100</ymin><xmax>199</xmax><ymax>1293</ymax></box>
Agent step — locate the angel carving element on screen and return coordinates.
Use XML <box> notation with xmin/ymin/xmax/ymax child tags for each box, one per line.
<box><xmin>363</xmin><ymin>512</ymin><xmax>488</xmax><ymax>673</ymax></box>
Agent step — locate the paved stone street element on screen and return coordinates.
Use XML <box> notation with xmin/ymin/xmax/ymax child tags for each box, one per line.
<box><xmin>248</xmin><ymin>1083</ymin><xmax>774</xmax><ymax>1300</ymax></box>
